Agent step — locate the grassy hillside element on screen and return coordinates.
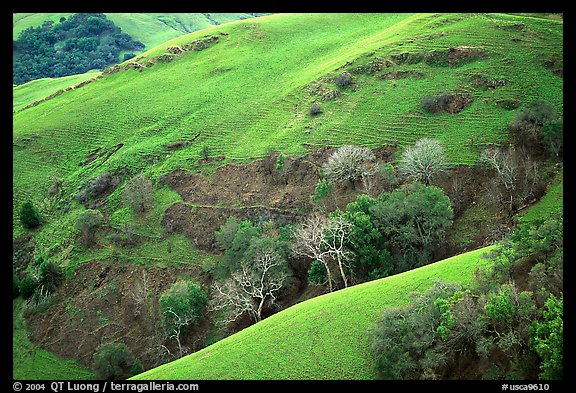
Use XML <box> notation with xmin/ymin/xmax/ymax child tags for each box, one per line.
<box><xmin>132</xmin><ymin>245</ymin><xmax>496</xmax><ymax>379</ymax></box>
<box><xmin>12</xmin><ymin>13</ymin><xmax>269</xmax><ymax>110</ymax></box>
<box><xmin>12</xmin><ymin>13</ymin><xmax>563</xmax><ymax>245</ymax></box>
<box><xmin>12</xmin><ymin>71</ymin><xmax>101</xmax><ymax>112</ymax></box>
<box><xmin>13</xmin><ymin>13</ymin><xmax>268</xmax><ymax>49</ymax></box>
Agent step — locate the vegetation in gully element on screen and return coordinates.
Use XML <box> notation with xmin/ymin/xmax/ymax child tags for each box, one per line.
<box><xmin>13</xmin><ymin>12</ymin><xmax>562</xmax><ymax>381</ymax></box>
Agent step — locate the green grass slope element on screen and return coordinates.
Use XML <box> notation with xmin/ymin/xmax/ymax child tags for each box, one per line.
<box><xmin>133</xmin><ymin>245</ymin><xmax>496</xmax><ymax>380</ymax></box>
<box><xmin>13</xmin><ymin>13</ymin><xmax>563</xmax><ymax>245</ymax></box>
<box><xmin>12</xmin><ymin>71</ymin><xmax>101</xmax><ymax>112</ymax></box>
<box><xmin>13</xmin><ymin>13</ymin><xmax>267</xmax><ymax>49</ymax></box>
<box><xmin>12</xmin><ymin>13</ymin><xmax>268</xmax><ymax>110</ymax></box>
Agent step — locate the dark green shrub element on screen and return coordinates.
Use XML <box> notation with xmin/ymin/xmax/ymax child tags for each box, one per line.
<box><xmin>19</xmin><ymin>200</ymin><xmax>41</xmax><ymax>229</ymax></box>
<box><xmin>13</xmin><ymin>271</ymin><xmax>20</xmax><ymax>298</ymax></box>
<box><xmin>160</xmin><ymin>280</ymin><xmax>207</xmax><ymax>337</ymax></box>
<box><xmin>39</xmin><ymin>260</ymin><xmax>64</xmax><ymax>294</ymax></box>
<box><xmin>369</xmin><ymin>281</ymin><xmax>461</xmax><ymax>379</ymax></box>
<box><xmin>76</xmin><ymin>171</ymin><xmax>119</xmax><ymax>204</ymax></box>
<box><xmin>541</xmin><ymin>118</ymin><xmax>563</xmax><ymax>157</ymax></box>
<box><xmin>307</xmin><ymin>260</ymin><xmax>326</xmax><ymax>285</ymax></box>
<box><xmin>509</xmin><ymin>99</ymin><xmax>557</xmax><ymax>148</ymax></box>
<box><xmin>92</xmin><ymin>342</ymin><xmax>134</xmax><ymax>380</ymax></box>
<box><xmin>18</xmin><ymin>274</ymin><xmax>38</xmax><ymax>300</ymax></box>
<box><xmin>421</xmin><ymin>95</ymin><xmax>441</xmax><ymax>113</ymax></box>
<box><xmin>530</xmin><ymin>294</ymin><xmax>563</xmax><ymax>380</ymax></box>
<box><xmin>308</xmin><ymin>102</ymin><xmax>322</xmax><ymax>116</ymax></box>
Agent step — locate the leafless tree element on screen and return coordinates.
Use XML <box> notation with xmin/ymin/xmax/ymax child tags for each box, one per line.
<box><xmin>163</xmin><ymin>308</ymin><xmax>193</xmax><ymax>359</ymax></box>
<box><xmin>323</xmin><ymin>145</ymin><xmax>377</xmax><ymax>190</ymax></box>
<box><xmin>321</xmin><ymin>215</ymin><xmax>354</xmax><ymax>288</ymax></box>
<box><xmin>210</xmin><ymin>239</ymin><xmax>288</xmax><ymax>324</ymax></box>
<box><xmin>479</xmin><ymin>146</ymin><xmax>540</xmax><ymax>214</ymax></box>
<box><xmin>290</xmin><ymin>214</ymin><xmax>335</xmax><ymax>292</ymax></box>
<box><xmin>131</xmin><ymin>270</ymin><xmax>152</xmax><ymax>317</ymax></box>
<box><xmin>290</xmin><ymin>213</ymin><xmax>355</xmax><ymax>291</ymax></box>
<box><xmin>398</xmin><ymin>138</ymin><xmax>448</xmax><ymax>185</ymax></box>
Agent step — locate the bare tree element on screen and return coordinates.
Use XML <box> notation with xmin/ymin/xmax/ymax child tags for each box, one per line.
<box><xmin>131</xmin><ymin>270</ymin><xmax>152</xmax><ymax>317</ymax></box>
<box><xmin>290</xmin><ymin>214</ymin><xmax>335</xmax><ymax>292</ymax></box>
<box><xmin>321</xmin><ymin>215</ymin><xmax>354</xmax><ymax>288</ymax></box>
<box><xmin>323</xmin><ymin>145</ymin><xmax>377</xmax><ymax>190</ymax></box>
<box><xmin>398</xmin><ymin>138</ymin><xmax>448</xmax><ymax>185</ymax></box>
<box><xmin>163</xmin><ymin>308</ymin><xmax>193</xmax><ymax>359</ymax></box>
<box><xmin>290</xmin><ymin>213</ymin><xmax>355</xmax><ymax>290</ymax></box>
<box><xmin>479</xmin><ymin>146</ymin><xmax>540</xmax><ymax>214</ymax></box>
<box><xmin>210</xmin><ymin>238</ymin><xmax>288</xmax><ymax>324</ymax></box>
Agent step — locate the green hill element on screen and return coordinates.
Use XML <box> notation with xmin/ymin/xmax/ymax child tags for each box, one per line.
<box><xmin>13</xmin><ymin>13</ymin><xmax>270</xmax><ymax>50</ymax></box>
<box><xmin>132</xmin><ymin>245</ymin><xmax>496</xmax><ymax>379</ymax></box>
<box><xmin>12</xmin><ymin>12</ymin><xmax>563</xmax><ymax>380</ymax></box>
<box><xmin>12</xmin><ymin>13</ymin><xmax>563</xmax><ymax>241</ymax></box>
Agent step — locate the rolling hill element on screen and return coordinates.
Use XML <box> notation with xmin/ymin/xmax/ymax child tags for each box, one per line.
<box><xmin>12</xmin><ymin>12</ymin><xmax>563</xmax><ymax>380</ymax></box>
<box><xmin>12</xmin><ymin>13</ymin><xmax>563</xmax><ymax>239</ymax></box>
<box><xmin>13</xmin><ymin>13</ymin><xmax>271</xmax><ymax>50</ymax></box>
<box><xmin>132</xmin><ymin>245</ymin><xmax>497</xmax><ymax>379</ymax></box>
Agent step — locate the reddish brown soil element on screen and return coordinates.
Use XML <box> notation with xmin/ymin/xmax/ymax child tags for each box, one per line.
<box><xmin>161</xmin><ymin>146</ymin><xmax>397</xmax><ymax>251</ymax></box>
<box><xmin>24</xmin><ymin>145</ymin><xmax>530</xmax><ymax>377</ymax></box>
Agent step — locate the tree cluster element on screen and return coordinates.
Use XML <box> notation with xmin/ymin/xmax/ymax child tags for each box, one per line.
<box><xmin>210</xmin><ymin>218</ymin><xmax>291</xmax><ymax>325</ymax></box>
<box><xmin>509</xmin><ymin>99</ymin><xmax>563</xmax><ymax>158</ymax></box>
<box><xmin>292</xmin><ymin>182</ymin><xmax>453</xmax><ymax>290</ymax></box>
<box><xmin>369</xmin><ymin>212</ymin><xmax>563</xmax><ymax>380</ymax></box>
<box><xmin>13</xmin><ymin>13</ymin><xmax>145</xmax><ymax>85</ymax></box>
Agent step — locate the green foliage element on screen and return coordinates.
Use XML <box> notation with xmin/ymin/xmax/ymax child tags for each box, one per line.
<box><xmin>214</xmin><ymin>216</ymin><xmax>241</xmax><ymax>251</ymax></box>
<box><xmin>341</xmin><ymin>194</ymin><xmax>393</xmax><ymax>280</ymax></box>
<box><xmin>372</xmin><ymin>182</ymin><xmax>453</xmax><ymax>271</ymax></box>
<box><xmin>378</xmin><ymin>162</ymin><xmax>398</xmax><ymax>190</ymax></box>
<box><xmin>13</xmin><ymin>271</ymin><xmax>21</xmax><ymax>298</ymax></box>
<box><xmin>310</xmin><ymin>178</ymin><xmax>333</xmax><ymax>205</ymax></box>
<box><xmin>530</xmin><ymin>294</ymin><xmax>563</xmax><ymax>380</ymax></box>
<box><xmin>370</xmin><ymin>281</ymin><xmax>461</xmax><ymax>379</ymax></box>
<box><xmin>39</xmin><ymin>260</ymin><xmax>64</xmax><ymax>294</ymax></box>
<box><xmin>13</xmin><ymin>13</ymin><xmax>144</xmax><ymax>85</ymax></box>
<box><xmin>19</xmin><ymin>274</ymin><xmax>38</xmax><ymax>300</ymax></box>
<box><xmin>92</xmin><ymin>342</ymin><xmax>134</xmax><ymax>380</ymax></box>
<box><xmin>275</xmin><ymin>153</ymin><xmax>285</xmax><ymax>171</ymax></box>
<box><xmin>228</xmin><ymin>220</ymin><xmax>261</xmax><ymax>265</ymax></box>
<box><xmin>160</xmin><ymin>280</ymin><xmax>207</xmax><ymax>337</ymax></box>
<box><xmin>540</xmin><ymin>118</ymin><xmax>563</xmax><ymax>157</ymax></box>
<box><xmin>19</xmin><ymin>200</ymin><xmax>41</xmax><ymax>229</ymax></box>
<box><xmin>307</xmin><ymin>260</ymin><xmax>327</xmax><ymax>285</ymax></box>
<box><xmin>510</xmin><ymin>99</ymin><xmax>558</xmax><ymax>150</ymax></box>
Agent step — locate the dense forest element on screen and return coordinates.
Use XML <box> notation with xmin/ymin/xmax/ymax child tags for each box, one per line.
<box><xmin>13</xmin><ymin>13</ymin><xmax>144</xmax><ymax>85</ymax></box>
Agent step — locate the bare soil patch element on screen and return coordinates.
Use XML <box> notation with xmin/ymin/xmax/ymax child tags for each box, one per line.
<box><xmin>26</xmin><ymin>258</ymin><xmax>210</xmax><ymax>371</ymax></box>
<box><xmin>161</xmin><ymin>146</ymin><xmax>397</xmax><ymax>252</ymax></box>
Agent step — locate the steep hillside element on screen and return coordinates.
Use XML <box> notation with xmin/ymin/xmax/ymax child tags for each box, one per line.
<box><xmin>12</xmin><ymin>12</ymin><xmax>563</xmax><ymax>380</ymax></box>
<box><xmin>12</xmin><ymin>13</ymin><xmax>563</xmax><ymax>240</ymax></box>
<box><xmin>133</xmin><ymin>246</ymin><xmax>496</xmax><ymax>380</ymax></box>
